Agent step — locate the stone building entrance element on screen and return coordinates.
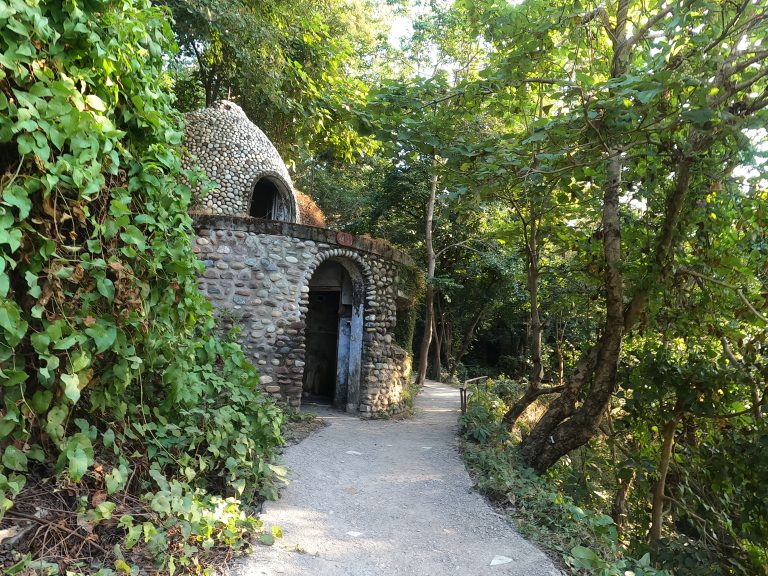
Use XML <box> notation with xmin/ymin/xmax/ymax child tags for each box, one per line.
<box><xmin>302</xmin><ymin>259</ymin><xmax>364</xmax><ymax>411</ymax></box>
<box><xmin>187</xmin><ymin>101</ymin><xmax>418</xmax><ymax>415</ymax></box>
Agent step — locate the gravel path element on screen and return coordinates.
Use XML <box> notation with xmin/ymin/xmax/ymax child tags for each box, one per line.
<box><xmin>234</xmin><ymin>381</ymin><xmax>561</xmax><ymax>576</ymax></box>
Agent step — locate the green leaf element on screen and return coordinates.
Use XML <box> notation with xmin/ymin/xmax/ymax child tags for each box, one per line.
<box><xmin>1</xmin><ymin>369</ymin><xmax>27</xmax><ymax>387</ymax></box>
<box><xmin>30</xmin><ymin>332</ymin><xmax>50</xmax><ymax>353</ymax></box>
<box><xmin>2</xmin><ymin>185</ymin><xmax>31</xmax><ymax>219</ymax></box>
<box><xmin>2</xmin><ymin>445</ymin><xmax>28</xmax><ymax>471</ymax></box>
<box><xmin>30</xmin><ymin>390</ymin><xmax>53</xmax><ymax>413</ymax></box>
<box><xmin>53</xmin><ymin>334</ymin><xmax>79</xmax><ymax>350</ymax></box>
<box><xmin>85</xmin><ymin>321</ymin><xmax>117</xmax><ymax>353</ymax></box>
<box><xmin>124</xmin><ymin>525</ymin><xmax>142</xmax><ymax>549</ymax></box>
<box><xmin>106</xmin><ymin>466</ymin><xmax>126</xmax><ymax>494</ymax></box>
<box><xmin>67</xmin><ymin>446</ymin><xmax>89</xmax><ymax>481</ymax></box>
<box><xmin>103</xmin><ymin>428</ymin><xmax>115</xmax><ymax>449</ymax></box>
<box><xmin>85</xmin><ymin>94</ymin><xmax>107</xmax><ymax>112</ymax></box>
<box><xmin>120</xmin><ymin>225</ymin><xmax>146</xmax><ymax>250</ymax></box>
<box><xmin>25</xmin><ymin>445</ymin><xmax>45</xmax><ymax>462</ymax></box>
<box><xmin>95</xmin><ymin>501</ymin><xmax>116</xmax><ymax>519</ymax></box>
<box><xmin>682</xmin><ymin>108</ymin><xmax>717</xmax><ymax>128</ymax></box>
<box><xmin>571</xmin><ymin>545</ymin><xmax>599</xmax><ymax>562</ymax></box>
<box><xmin>97</xmin><ymin>277</ymin><xmax>115</xmax><ymax>301</ymax></box>
<box><xmin>150</xmin><ymin>493</ymin><xmax>171</xmax><ymax>515</ymax></box>
<box><xmin>259</xmin><ymin>533</ymin><xmax>275</xmax><ymax>546</ymax></box>
<box><xmin>71</xmin><ymin>350</ymin><xmax>90</xmax><ymax>372</ymax></box>
<box><xmin>46</xmin><ymin>404</ymin><xmax>68</xmax><ymax>444</ymax></box>
<box><xmin>61</xmin><ymin>373</ymin><xmax>81</xmax><ymax>403</ymax></box>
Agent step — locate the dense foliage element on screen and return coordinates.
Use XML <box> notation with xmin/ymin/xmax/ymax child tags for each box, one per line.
<box><xmin>461</xmin><ymin>379</ymin><xmax>669</xmax><ymax>576</ymax></box>
<box><xmin>0</xmin><ymin>1</ymin><xmax>283</xmax><ymax>572</ymax></box>
<box><xmin>164</xmin><ymin>0</ymin><xmax>385</xmax><ymax>163</ymax></box>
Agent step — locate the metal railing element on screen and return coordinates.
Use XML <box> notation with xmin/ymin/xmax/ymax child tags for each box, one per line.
<box><xmin>459</xmin><ymin>376</ymin><xmax>488</xmax><ymax>415</ymax></box>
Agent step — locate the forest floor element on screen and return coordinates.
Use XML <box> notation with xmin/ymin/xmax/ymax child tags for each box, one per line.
<box><xmin>231</xmin><ymin>381</ymin><xmax>560</xmax><ymax>576</ymax></box>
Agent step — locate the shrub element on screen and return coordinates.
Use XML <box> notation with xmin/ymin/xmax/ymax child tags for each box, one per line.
<box><xmin>460</xmin><ymin>381</ymin><xmax>670</xmax><ymax>576</ymax></box>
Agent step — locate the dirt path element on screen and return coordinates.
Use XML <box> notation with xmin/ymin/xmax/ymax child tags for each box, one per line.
<box><xmin>234</xmin><ymin>381</ymin><xmax>560</xmax><ymax>576</ymax></box>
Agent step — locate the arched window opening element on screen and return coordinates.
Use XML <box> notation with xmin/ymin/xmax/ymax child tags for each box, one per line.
<box><xmin>250</xmin><ymin>177</ymin><xmax>280</xmax><ymax>220</ymax></box>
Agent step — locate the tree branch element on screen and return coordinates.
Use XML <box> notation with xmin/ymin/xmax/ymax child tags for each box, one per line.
<box><xmin>624</xmin><ymin>2</ymin><xmax>679</xmax><ymax>53</ymax></box>
<box><xmin>704</xmin><ymin>0</ymin><xmax>751</xmax><ymax>54</ymax></box>
<box><xmin>678</xmin><ymin>267</ymin><xmax>768</xmax><ymax>324</ymax></box>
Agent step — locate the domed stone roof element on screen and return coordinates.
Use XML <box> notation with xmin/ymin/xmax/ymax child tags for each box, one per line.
<box><xmin>183</xmin><ymin>100</ymin><xmax>300</xmax><ymax>223</ymax></box>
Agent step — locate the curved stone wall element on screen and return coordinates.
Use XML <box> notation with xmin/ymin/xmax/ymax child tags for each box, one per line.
<box><xmin>183</xmin><ymin>101</ymin><xmax>300</xmax><ymax>221</ymax></box>
<box><xmin>193</xmin><ymin>215</ymin><xmax>417</xmax><ymax>415</ymax></box>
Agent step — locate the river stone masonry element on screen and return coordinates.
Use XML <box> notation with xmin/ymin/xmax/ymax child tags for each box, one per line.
<box><xmin>183</xmin><ymin>100</ymin><xmax>299</xmax><ymax>220</ymax></box>
<box><xmin>193</xmin><ymin>216</ymin><xmax>415</xmax><ymax>416</ymax></box>
<box><xmin>185</xmin><ymin>102</ymin><xmax>419</xmax><ymax>415</ymax></box>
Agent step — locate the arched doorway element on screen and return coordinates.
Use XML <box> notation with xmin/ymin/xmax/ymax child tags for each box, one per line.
<box><xmin>302</xmin><ymin>259</ymin><xmax>364</xmax><ymax>411</ymax></box>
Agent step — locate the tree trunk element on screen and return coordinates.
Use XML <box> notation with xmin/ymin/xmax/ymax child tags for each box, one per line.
<box><xmin>612</xmin><ymin>469</ymin><xmax>636</xmax><ymax>538</ymax></box>
<box><xmin>429</xmin><ymin>312</ymin><xmax>442</xmax><ymax>380</ymax></box>
<box><xmin>502</xmin><ymin>210</ymin><xmax>545</xmax><ymax>428</ymax></box>
<box><xmin>447</xmin><ymin>304</ymin><xmax>487</xmax><ymax>383</ymax></box>
<box><xmin>416</xmin><ymin>164</ymin><xmax>438</xmax><ymax>386</ymax></box>
<box><xmin>441</xmin><ymin>313</ymin><xmax>452</xmax><ymax>376</ymax></box>
<box><xmin>650</xmin><ymin>415</ymin><xmax>680</xmax><ymax>551</ymax></box>
<box><xmin>528</xmin><ymin>218</ymin><xmax>544</xmax><ymax>390</ymax></box>
<box><xmin>521</xmin><ymin>149</ymin><xmax>625</xmax><ymax>472</ymax></box>
<box><xmin>518</xmin><ymin>1</ymin><xmax>630</xmax><ymax>471</ymax></box>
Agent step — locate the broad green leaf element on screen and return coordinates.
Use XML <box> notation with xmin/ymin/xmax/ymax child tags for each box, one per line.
<box><xmin>103</xmin><ymin>428</ymin><xmax>115</xmax><ymax>449</ymax></box>
<box><xmin>150</xmin><ymin>493</ymin><xmax>171</xmax><ymax>514</ymax></box>
<box><xmin>84</xmin><ymin>321</ymin><xmax>117</xmax><ymax>353</ymax></box>
<box><xmin>67</xmin><ymin>446</ymin><xmax>89</xmax><ymax>481</ymax></box>
<box><xmin>30</xmin><ymin>390</ymin><xmax>52</xmax><ymax>413</ymax></box>
<box><xmin>120</xmin><ymin>225</ymin><xmax>146</xmax><ymax>249</ymax></box>
<box><xmin>61</xmin><ymin>373</ymin><xmax>81</xmax><ymax>403</ymax></box>
<box><xmin>2</xmin><ymin>445</ymin><xmax>28</xmax><ymax>471</ymax></box>
<box><xmin>97</xmin><ymin>277</ymin><xmax>115</xmax><ymax>301</ymax></box>
<box><xmin>85</xmin><ymin>94</ymin><xmax>106</xmax><ymax>112</ymax></box>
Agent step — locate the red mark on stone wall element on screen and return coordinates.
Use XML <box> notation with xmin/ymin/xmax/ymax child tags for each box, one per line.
<box><xmin>336</xmin><ymin>231</ymin><xmax>354</xmax><ymax>246</ymax></box>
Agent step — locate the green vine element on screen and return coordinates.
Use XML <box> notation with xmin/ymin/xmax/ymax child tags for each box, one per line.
<box><xmin>0</xmin><ymin>1</ymin><xmax>283</xmax><ymax>572</ymax></box>
<box><xmin>393</xmin><ymin>262</ymin><xmax>424</xmax><ymax>350</ymax></box>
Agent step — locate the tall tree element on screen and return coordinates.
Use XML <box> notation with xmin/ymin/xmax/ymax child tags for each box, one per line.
<box><xmin>460</xmin><ymin>0</ymin><xmax>768</xmax><ymax>472</ymax></box>
<box><xmin>164</xmin><ymin>0</ymin><xmax>385</xmax><ymax>162</ymax></box>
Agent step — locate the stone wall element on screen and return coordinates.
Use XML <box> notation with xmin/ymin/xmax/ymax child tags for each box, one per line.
<box><xmin>193</xmin><ymin>215</ymin><xmax>416</xmax><ymax>416</ymax></box>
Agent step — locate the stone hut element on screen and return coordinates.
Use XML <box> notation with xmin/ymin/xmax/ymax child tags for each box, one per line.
<box><xmin>184</xmin><ymin>101</ymin><xmax>419</xmax><ymax>416</ymax></box>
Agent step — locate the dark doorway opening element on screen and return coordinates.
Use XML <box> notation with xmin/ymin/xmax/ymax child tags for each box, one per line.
<box><xmin>249</xmin><ymin>177</ymin><xmax>279</xmax><ymax>219</ymax></box>
<box><xmin>302</xmin><ymin>259</ymin><xmax>364</xmax><ymax>411</ymax></box>
<box><xmin>303</xmin><ymin>291</ymin><xmax>340</xmax><ymax>401</ymax></box>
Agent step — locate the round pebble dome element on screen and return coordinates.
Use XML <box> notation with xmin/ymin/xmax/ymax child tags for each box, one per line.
<box><xmin>183</xmin><ymin>100</ymin><xmax>300</xmax><ymax>221</ymax></box>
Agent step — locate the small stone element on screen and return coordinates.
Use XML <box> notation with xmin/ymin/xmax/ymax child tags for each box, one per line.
<box><xmin>490</xmin><ymin>556</ymin><xmax>513</xmax><ymax>566</ymax></box>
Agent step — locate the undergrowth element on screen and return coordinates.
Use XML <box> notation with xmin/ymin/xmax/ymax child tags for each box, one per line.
<box><xmin>0</xmin><ymin>1</ymin><xmax>284</xmax><ymax>573</ymax></box>
<box><xmin>459</xmin><ymin>378</ymin><xmax>670</xmax><ymax>576</ymax></box>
